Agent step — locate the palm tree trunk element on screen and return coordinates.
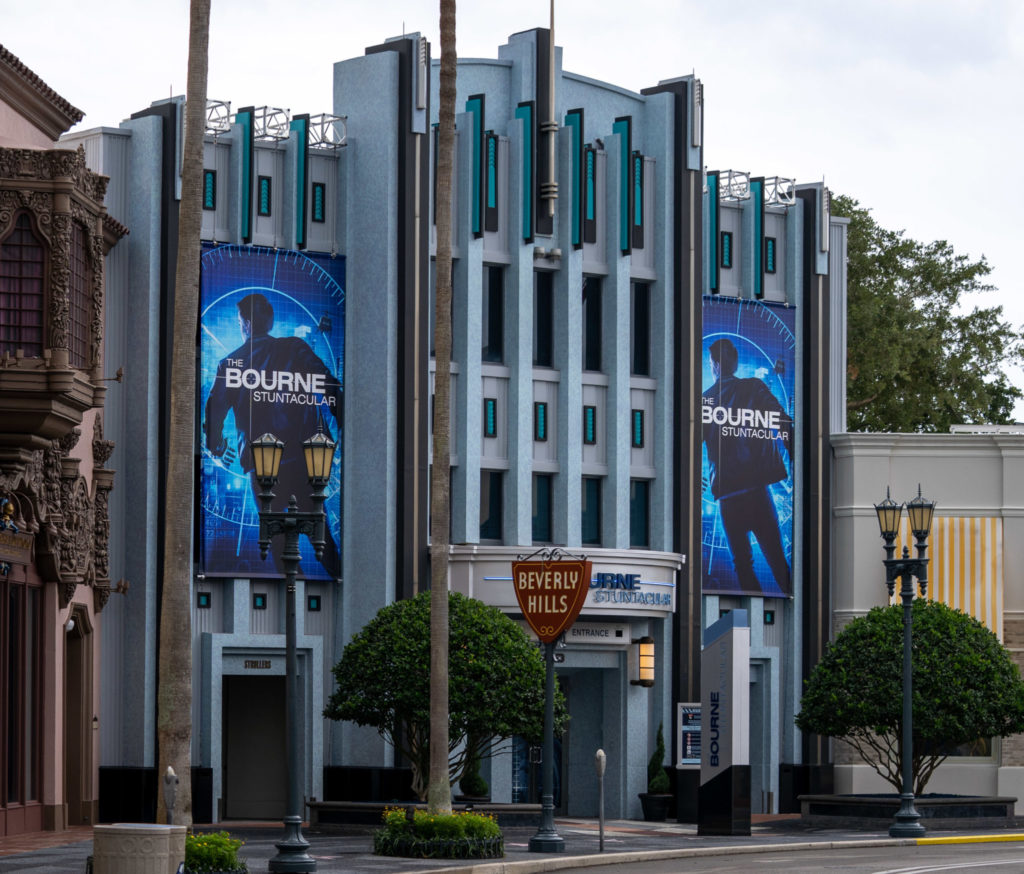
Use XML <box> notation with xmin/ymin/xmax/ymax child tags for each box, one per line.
<box><xmin>428</xmin><ymin>0</ymin><xmax>456</xmax><ymax>816</ymax></box>
<box><xmin>156</xmin><ymin>0</ymin><xmax>210</xmax><ymax>826</ymax></box>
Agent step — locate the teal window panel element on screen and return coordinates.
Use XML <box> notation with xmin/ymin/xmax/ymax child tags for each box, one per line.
<box><xmin>632</xmin><ymin>409</ymin><xmax>644</xmax><ymax>448</ymax></box>
<box><xmin>257</xmin><ymin>176</ymin><xmax>272</xmax><ymax>216</ymax></box>
<box><xmin>312</xmin><ymin>182</ymin><xmax>326</xmax><ymax>223</ymax></box>
<box><xmin>583</xmin><ymin>405</ymin><xmax>597</xmax><ymax>445</ymax></box>
<box><xmin>203</xmin><ymin>170</ymin><xmax>216</xmax><ymax>210</ymax></box>
<box><xmin>765</xmin><ymin>236</ymin><xmax>777</xmax><ymax>274</ymax></box>
<box><xmin>534</xmin><ymin>402</ymin><xmax>548</xmax><ymax>441</ymax></box>
<box><xmin>515</xmin><ymin>102</ymin><xmax>534</xmax><ymax>241</ymax></box>
<box><xmin>466</xmin><ymin>94</ymin><xmax>484</xmax><ymax>236</ymax></box>
<box><xmin>484</xmin><ymin>398</ymin><xmax>498</xmax><ymax>438</ymax></box>
<box><xmin>487</xmin><ymin>134</ymin><xmax>497</xmax><ymax>209</ymax></box>
<box><xmin>721</xmin><ymin>231</ymin><xmax>733</xmax><ymax>269</ymax></box>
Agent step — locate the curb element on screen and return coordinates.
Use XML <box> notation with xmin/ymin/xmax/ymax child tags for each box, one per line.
<box><xmin>426</xmin><ymin>835</ymin><xmax>1024</xmax><ymax>874</ymax></box>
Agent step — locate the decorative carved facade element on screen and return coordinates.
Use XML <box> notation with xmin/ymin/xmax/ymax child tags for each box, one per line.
<box><xmin>0</xmin><ymin>142</ymin><xmax>126</xmax><ymax>607</ymax></box>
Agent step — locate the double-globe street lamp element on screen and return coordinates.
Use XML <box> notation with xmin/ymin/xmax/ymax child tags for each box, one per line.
<box><xmin>251</xmin><ymin>429</ymin><xmax>335</xmax><ymax>874</ymax></box>
<box><xmin>874</xmin><ymin>485</ymin><xmax>936</xmax><ymax>839</ymax></box>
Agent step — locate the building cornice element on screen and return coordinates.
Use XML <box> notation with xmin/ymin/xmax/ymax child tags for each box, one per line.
<box><xmin>0</xmin><ymin>45</ymin><xmax>83</xmax><ymax>141</ymax></box>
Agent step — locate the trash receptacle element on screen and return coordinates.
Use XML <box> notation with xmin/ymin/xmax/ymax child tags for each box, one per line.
<box><xmin>93</xmin><ymin>823</ymin><xmax>186</xmax><ymax>874</ymax></box>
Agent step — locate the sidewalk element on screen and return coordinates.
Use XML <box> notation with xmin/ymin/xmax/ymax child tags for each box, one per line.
<box><xmin>3</xmin><ymin>815</ymin><xmax>1024</xmax><ymax>873</ymax></box>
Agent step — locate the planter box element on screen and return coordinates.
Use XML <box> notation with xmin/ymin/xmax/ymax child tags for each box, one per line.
<box><xmin>799</xmin><ymin>794</ymin><xmax>1017</xmax><ymax>830</ymax></box>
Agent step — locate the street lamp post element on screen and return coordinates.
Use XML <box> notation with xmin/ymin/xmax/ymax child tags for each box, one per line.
<box><xmin>874</xmin><ymin>485</ymin><xmax>935</xmax><ymax>839</ymax></box>
<box><xmin>252</xmin><ymin>430</ymin><xmax>335</xmax><ymax>874</ymax></box>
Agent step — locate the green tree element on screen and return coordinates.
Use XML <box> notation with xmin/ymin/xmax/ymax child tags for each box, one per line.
<box><xmin>837</xmin><ymin>194</ymin><xmax>1022</xmax><ymax>432</ymax></box>
<box><xmin>325</xmin><ymin>591</ymin><xmax>568</xmax><ymax>801</ymax></box>
<box><xmin>796</xmin><ymin>600</ymin><xmax>1024</xmax><ymax>794</ymax></box>
<box><xmin>429</xmin><ymin>0</ymin><xmax>456</xmax><ymax>816</ymax></box>
<box><xmin>157</xmin><ymin>0</ymin><xmax>210</xmax><ymax>826</ymax></box>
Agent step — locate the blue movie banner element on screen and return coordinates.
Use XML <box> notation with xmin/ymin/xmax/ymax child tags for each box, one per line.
<box><xmin>701</xmin><ymin>296</ymin><xmax>794</xmax><ymax>597</ymax></box>
<box><xmin>199</xmin><ymin>244</ymin><xmax>345</xmax><ymax>579</ymax></box>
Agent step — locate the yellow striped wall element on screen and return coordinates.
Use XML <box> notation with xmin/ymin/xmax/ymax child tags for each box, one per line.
<box><xmin>891</xmin><ymin>516</ymin><xmax>1002</xmax><ymax>639</ymax></box>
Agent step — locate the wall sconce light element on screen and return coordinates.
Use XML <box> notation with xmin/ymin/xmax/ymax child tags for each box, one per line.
<box><xmin>631</xmin><ymin>636</ymin><xmax>655</xmax><ymax>687</ymax></box>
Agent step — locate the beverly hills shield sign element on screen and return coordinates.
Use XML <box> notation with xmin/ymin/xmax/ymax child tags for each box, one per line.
<box><xmin>512</xmin><ymin>559</ymin><xmax>593</xmax><ymax>643</ymax></box>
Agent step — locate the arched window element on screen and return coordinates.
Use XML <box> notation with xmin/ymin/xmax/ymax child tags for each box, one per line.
<box><xmin>0</xmin><ymin>215</ymin><xmax>45</xmax><ymax>359</ymax></box>
<box><xmin>68</xmin><ymin>223</ymin><xmax>92</xmax><ymax>369</ymax></box>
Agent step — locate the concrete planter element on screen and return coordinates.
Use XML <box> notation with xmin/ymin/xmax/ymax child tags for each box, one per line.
<box><xmin>92</xmin><ymin>823</ymin><xmax>186</xmax><ymax>874</ymax></box>
<box><xmin>639</xmin><ymin>793</ymin><xmax>674</xmax><ymax>822</ymax></box>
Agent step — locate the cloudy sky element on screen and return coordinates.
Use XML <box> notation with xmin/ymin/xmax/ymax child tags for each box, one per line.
<box><xmin>7</xmin><ymin>0</ymin><xmax>1024</xmax><ymax>409</ymax></box>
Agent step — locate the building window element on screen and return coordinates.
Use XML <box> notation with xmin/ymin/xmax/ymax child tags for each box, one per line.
<box><xmin>258</xmin><ymin>176</ymin><xmax>272</xmax><ymax>216</ymax></box>
<box><xmin>721</xmin><ymin>231</ymin><xmax>733</xmax><ymax>269</ymax></box>
<box><xmin>480</xmin><ymin>471</ymin><xmax>503</xmax><ymax>541</ymax></box>
<box><xmin>534</xmin><ymin>402</ymin><xmax>548</xmax><ymax>441</ymax></box>
<box><xmin>252</xmin><ymin>593</ymin><xmax>267</xmax><ymax>610</ymax></box>
<box><xmin>484</xmin><ymin>397</ymin><xmax>498</xmax><ymax>438</ymax></box>
<box><xmin>482</xmin><ymin>265</ymin><xmax>504</xmax><ymax>363</ymax></box>
<box><xmin>583</xmin><ymin>405</ymin><xmax>597</xmax><ymax>445</ymax></box>
<box><xmin>196</xmin><ymin>591</ymin><xmax>212</xmax><ymax>609</ymax></box>
<box><xmin>0</xmin><ymin>214</ymin><xmax>45</xmax><ymax>359</ymax></box>
<box><xmin>69</xmin><ymin>224</ymin><xmax>91</xmax><ymax>369</ymax></box>
<box><xmin>534</xmin><ymin>271</ymin><xmax>553</xmax><ymax>367</ymax></box>
<box><xmin>307</xmin><ymin>594</ymin><xmax>322</xmax><ymax>612</ymax></box>
<box><xmin>312</xmin><ymin>182</ymin><xmax>326</xmax><ymax>223</ymax></box>
<box><xmin>631</xmin><ymin>282</ymin><xmax>650</xmax><ymax>376</ymax></box>
<box><xmin>532</xmin><ymin>473</ymin><xmax>553</xmax><ymax>543</ymax></box>
<box><xmin>765</xmin><ymin>236</ymin><xmax>777</xmax><ymax>274</ymax></box>
<box><xmin>582</xmin><ymin>276</ymin><xmax>602</xmax><ymax>372</ymax></box>
<box><xmin>581</xmin><ymin>476</ymin><xmax>601</xmax><ymax>545</ymax></box>
<box><xmin>632</xmin><ymin>409</ymin><xmax>645</xmax><ymax>448</ymax></box>
<box><xmin>203</xmin><ymin>170</ymin><xmax>217</xmax><ymax>210</ymax></box>
<box><xmin>630</xmin><ymin>479</ymin><xmax>650</xmax><ymax>548</ymax></box>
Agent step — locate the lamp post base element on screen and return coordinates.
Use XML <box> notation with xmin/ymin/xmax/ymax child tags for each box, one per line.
<box><xmin>268</xmin><ymin>815</ymin><xmax>317</xmax><ymax>872</ymax></box>
<box><xmin>888</xmin><ymin>794</ymin><xmax>926</xmax><ymax>838</ymax></box>
<box><xmin>528</xmin><ymin>832</ymin><xmax>566</xmax><ymax>853</ymax></box>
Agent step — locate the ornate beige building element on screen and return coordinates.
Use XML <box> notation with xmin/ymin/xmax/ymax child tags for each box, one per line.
<box><xmin>0</xmin><ymin>44</ymin><xmax>126</xmax><ymax>835</ymax></box>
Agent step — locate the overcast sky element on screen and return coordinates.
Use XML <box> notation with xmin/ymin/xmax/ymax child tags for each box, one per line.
<box><xmin>7</xmin><ymin>0</ymin><xmax>1024</xmax><ymax>413</ymax></box>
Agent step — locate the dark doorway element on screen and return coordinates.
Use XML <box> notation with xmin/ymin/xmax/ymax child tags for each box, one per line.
<box><xmin>511</xmin><ymin>678</ymin><xmax>569</xmax><ymax>815</ymax></box>
<box><xmin>223</xmin><ymin>675</ymin><xmax>286</xmax><ymax>819</ymax></box>
<box><xmin>64</xmin><ymin>606</ymin><xmax>93</xmax><ymax>826</ymax></box>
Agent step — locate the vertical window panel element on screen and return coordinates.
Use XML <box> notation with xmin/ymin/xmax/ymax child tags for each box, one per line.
<box><xmin>480</xmin><ymin>471</ymin><xmax>503</xmax><ymax>541</ymax></box>
<box><xmin>484</xmin><ymin>397</ymin><xmax>498</xmax><ymax>438</ymax></box>
<box><xmin>632</xmin><ymin>409</ymin><xmax>645</xmax><ymax>448</ymax></box>
<box><xmin>312</xmin><ymin>182</ymin><xmax>326</xmax><ymax>223</ymax></box>
<box><xmin>630</xmin><ymin>479</ymin><xmax>650</xmax><ymax>548</ymax></box>
<box><xmin>69</xmin><ymin>223</ymin><xmax>91</xmax><ymax>369</ymax></box>
<box><xmin>258</xmin><ymin>176</ymin><xmax>272</xmax><ymax>216</ymax></box>
<box><xmin>534</xmin><ymin>402</ymin><xmax>548</xmax><ymax>441</ymax></box>
<box><xmin>582</xmin><ymin>276</ymin><xmax>602</xmax><ymax>372</ymax></box>
<box><xmin>532</xmin><ymin>473</ymin><xmax>552</xmax><ymax>543</ymax></box>
<box><xmin>631</xmin><ymin>282</ymin><xmax>650</xmax><ymax>376</ymax></box>
<box><xmin>583</xmin><ymin>405</ymin><xmax>597</xmax><ymax>445</ymax></box>
<box><xmin>203</xmin><ymin>169</ymin><xmax>217</xmax><ymax>210</ymax></box>
<box><xmin>482</xmin><ymin>266</ymin><xmax>504</xmax><ymax>363</ymax></box>
<box><xmin>534</xmin><ymin>271</ymin><xmax>553</xmax><ymax>367</ymax></box>
<box><xmin>581</xmin><ymin>477</ymin><xmax>601</xmax><ymax>545</ymax></box>
<box><xmin>0</xmin><ymin>214</ymin><xmax>46</xmax><ymax>358</ymax></box>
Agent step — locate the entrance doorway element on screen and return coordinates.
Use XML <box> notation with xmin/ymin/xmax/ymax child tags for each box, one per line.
<box><xmin>511</xmin><ymin>677</ymin><xmax>569</xmax><ymax>815</ymax></box>
<box><xmin>749</xmin><ymin>661</ymin><xmax>771</xmax><ymax>814</ymax></box>
<box><xmin>223</xmin><ymin>675</ymin><xmax>286</xmax><ymax>819</ymax></box>
<box><xmin>64</xmin><ymin>606</ymin><xmax>93</xmax><ymax>826</ymax></box>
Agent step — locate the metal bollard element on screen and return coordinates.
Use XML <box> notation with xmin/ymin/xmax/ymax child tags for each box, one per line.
<box><xmin>594</xmin><ymin>749</ymin><xmax>606</xmax><ymax>852</ymax></box>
